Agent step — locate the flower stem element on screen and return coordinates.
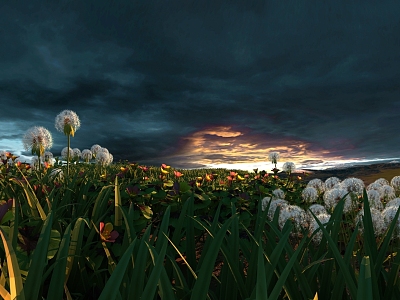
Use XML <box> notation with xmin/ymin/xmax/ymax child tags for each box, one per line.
<box><xmin>67</xmin><ymin>134</ymin><xmax>70</xmax><ymax>178</ymax></box>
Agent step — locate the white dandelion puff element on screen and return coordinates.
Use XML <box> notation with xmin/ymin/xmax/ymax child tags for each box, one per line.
<box><xmin>325</xmin><ymin>177</ymin><xmax>341</xmax><ymax>190</ymax></box>
<box><xmin>61</xmin><ymin>147</ymin><xmax>74</xmax><ymax>160</ymax></box>
<box><xmin>95</xmin><ymin>151</ymin><xmax>111</xmax><ymax>166</ymax></box>
<box><xmin>72</xmin><ymin>148</ymin><xmax>81</xmax><ymax>160</ymax></box>
<box><xmin>55</xmin><ymin>109</ymin><xmax>81</xmax><ymax>136</ymax></box>
<box><xmin>268</xmin><ymin>152</ymin><xmax>280</xmax><ymax>165</ymax></box>
<box><xmin>341</xmin><ymin>177</ymin><xmax>365</xmax><ymax>196</ymax></box>
<box><xmin>307</xmin><ymin>178</ymin><xmax>326</xmax><ymax>194</ymax></box>
<box><xmin>309</xmin><ymin>213</ymin><xmax>330</xmax><ymax>244</ymax></box>
<box><xmin>90</xmin><ymin>144</ymin><xmax>102</xmax><ymax>157</ymax></box>
<box><xmin>390</xmin><ymin>176</ymin><xmax>400</xmax><ymax>192</ymax></box>
<box><xmin>22</xmin><ymin>126</ymin><xmax>53</xmax><ymax>156</ymax></box>
<box><xmin>302</xmin><ymin>187</ymin><xmax>318</xmax><ymax>203</ymax></box>
<box><xmin>81</xmin><ymin>149</ymin><xmax>93</xmax><ymax>162</ymax></box>
<box><xmin>278</xmin><ymin>205</ymin><xmax>308</xmax><ymax>235</ymax></box>
<box><xmin>381</xmin><ymin>185</ymin><xmax>396</xmax><ymax>202</ymax></box>
<box><xmin>307</xmin><ymin>204</ymin><xmax>328</xmax><ymax>222</ymax></box>
<box><xmin>0</xmin><ymin>150</ymin><xmax>7</xmax><ymax>161</ymax></box>
<box><xmin>272</xmin><ymin>189</ymin><xmax>285</xmax><ymax>200</ymax></box>
<box><xmin>355</xmin><ymin>207</ymin><xmax>385</xmax><ymax>237</ymax></box>
<box><xmin>282</xmin><ymin>162</ymin><xmax>296</xmax><ymax>173</ymax></box>
<box><xmin>374</xmin><ymin>178</ymin><xmax>390</xmax><ymax>186</ymax></box>
<box><xmin>365</xmin><ymin>189</ymin><xmax>383</xmax><ymax>210</ymax></box>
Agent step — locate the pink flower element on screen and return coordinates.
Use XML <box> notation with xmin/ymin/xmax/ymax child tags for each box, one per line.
<box><xmin>174</xmin><ymin>170</ymin><xmax>184</xmax><ymax>178</ymax></box>
<box><xmin>100</xmin><ymin>222</ymin><xmax>119</xmax><ymax>243</ymax></box>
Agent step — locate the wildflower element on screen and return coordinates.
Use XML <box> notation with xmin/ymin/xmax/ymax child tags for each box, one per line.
<box><xmin>90</xmin><ymin>144</ymin><xmax>102</xmax><ymax>157</ymax></box>
<box><xmin>307</xmin><ymin>178</ymin><xmax>325</xmax><ymax>194</ymax></box>
<box><xmin>49</xmin><ymin>168</ymin><xmax>64</xmax><ymax>181</ymax></box>
<box><xmin>268</xmin><ymin>152</ymin><xmax>280</xmax><ymax>166</ymax></box>
<box><xmin>266</xmin><ymin>199</ymin><xmax>288</xmax><ymax>221</ymax></box>
<box><xmin>340</xmin><ymin>177</ymin><xmax>364</xmax><ymax>196</ymax></box>
<box><xmin>162</xmin><ymin>164</ymin><xmax>170</xmax><ymax>169</ymax></box>
<box><xmin>282</xmin><ymin>162</ymin><xmax>296</xmax><ymax>173</ymax></box>
<box><xmin>366</xmin><ymin>190</ymin><xmax>383</xmax><ymax>210</ymax></box>
<box><xmin>325</xmin><ymin>177</ymin><xmax>341</xmax><ymax>190</ymax></box>
<box><xmin>205</xmin><ymin>174</ymin><xmax>213</xmax><ymax>182</ymax></box>
<box><xmin>0</xmin><ymin>150</ymin><xmax>7</xmax><ymax>161</ymax></box>
<box><xmin>72</xmin><ymin>148</ymin><xmax>81</xmax><ymax>160</ymax></box>
<box><xmin>373</xmin><ymin>178</ymin><xmax>390</xmax><ymax>186</ymax></box>
<box><xmin>366</xmin><ymin>182</ymin><xmax>383</xmax><ymax>193</ymax></box>
<box><xmin>323</xmin><ymin>188</ymin><xmax>356</xmax><ymax>214</ymax></box>
<box><xmin>44</xmin><ymin>151</ymin><xmax>53</xmax><ymax>164</ymax></box>
<box><xmin>381</xmin><ymin>185</ymin><xmax>396</xmax><ymax>202</ymax></box>
<box><xmin>81</xmin><ymin>149</ymin><xmax>93</xmax><ymax>162</ymax></box>
<box><xmin>99</xmin><ymin>222</ymin><xmax>119</xmax><ymax>242</ymax></box>
<box><xmin>307</xmin><ymin>204</ymin><xmax>328</xmax><ymax>223</ymax></box>
<box><xmin>139</xmin><ymin>165</ymin><xmax>149</xmax><ymax>172</ymax></box>
<box><xmin>272</xmin><ymin>189</ymin><xmax>285</xmax><ymax>200</ymax></box>
<box><xmin>236</xmin><ymin>174</ymin><xmax>245</xmax><ymax>181</ymax></box>
<box><xmin>174</xmin><ymin>170</ymin><xmax>183</xmax><ymax>178</ymax></box>
<box><xmin>385</xmin><ymin>197</ymin><xmax>400</xmax><ymax>209</ymax></box>
<box><xmin>278</xmin><ymin>205</ymin><xmax>308</xmax><ymax>235</ymax></box>
<box><xmin>381</xmin><ymin>206</ymin><xmax>400</xmax><ymax>239</ymax></box>
<box><xmin>55</xmin><ymin>109</ymin><xmax>81</xmax><ymax>136</ymax></box>
<box><xmin>355</xmin><ymin>207</ymin><xmax>385</xmax><ymax>236</ymax></box>
<box><xmin>390</xmin><ymin>176</ymin><xmax>400</xmax><ymax>192</ymax></box>
<box><xmin>302</xmin><ymin>187</ymin><xmax>318</xmax><ymax>203</ymax></box>
<box><xmin>309</xmin><ymin>213</ymin><xmax>330</xmax><ymax>244</ymax></box>
<box><xmin>61</xmin><ymin>147</ymin><xmax>74</xmax><ymax>161</ymax></box>
<box><xmin>96</xmin><ymin>151</ymin><xmax>112</xmax><ymax>166</ymax></box>
<box><xmin>22</xmin><ymin>126</ymin><xmax>53</xmax><ymax>157</ymax></box>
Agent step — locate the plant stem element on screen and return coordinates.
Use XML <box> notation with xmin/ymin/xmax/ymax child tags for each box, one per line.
<box><xmin>67</xmin><ymin>134</ymin><xmax>70</xmax><ymax>178</ymax></box>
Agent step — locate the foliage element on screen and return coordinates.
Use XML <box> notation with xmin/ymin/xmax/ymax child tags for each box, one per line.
<box><xmin>0</xmin><ymin>158</ymin><xmax>400</xmax><ymax>299</ymax></box>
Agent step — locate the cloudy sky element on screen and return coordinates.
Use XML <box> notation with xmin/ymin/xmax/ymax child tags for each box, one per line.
<box><xmin>1</xmin><ymin>1</ymin><xmax>400</xmax><ymax>170</ymax></box>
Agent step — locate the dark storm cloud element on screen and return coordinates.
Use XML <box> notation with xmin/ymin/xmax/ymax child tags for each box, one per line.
<box><xmin>1</xmin><ymin>1</ymin><xmax>400</xmax><ymax>168</ymax></box>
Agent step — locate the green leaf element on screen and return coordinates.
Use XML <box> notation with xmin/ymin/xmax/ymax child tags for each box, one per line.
<box><xmin>24</xmin><ymin>212</ymin><xmax>54</xmax><ymax>300</ymax></box>
<box><xmin>98</xmin><ymin>239</ymin><xmax>138</xmax><ymax>300</ymax></box>
<box><xmin>357</xmin><ymin>256</ymin><xmax>373</xmax><ymax>300</ymax></box>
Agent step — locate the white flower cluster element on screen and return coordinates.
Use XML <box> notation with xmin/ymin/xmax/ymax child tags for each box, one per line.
<box><xmin>261</xmin><ymin>175</ymin><xmax>400</xmax><ymax>244</ymax></box>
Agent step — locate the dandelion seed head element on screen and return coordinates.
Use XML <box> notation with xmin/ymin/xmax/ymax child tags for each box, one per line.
<box><xmin>72</xmin><ymin>148</ymin><xmax>81</xmax><ymax>159</ymax></box>
<box><xmin>374</xmin><ymin>178</ymin><xmax>390</xmax><ymax>186</ymax></box>
<box><xmin>272</xmin><ymin>189</ymin><xmax>285</xmax><ymax>200</ymax></box>
<box><xmin>61</xmin><ymin>147</ymin><xmax>74</xmax><ymax>160</ymax></box>
<box><xmin>95</xmin><ymin>151</ymin><xmax>112</xmax><ymax>166</ymax></box>
<box><xmin>49</xmin><ymin>168</ymin><xmax>64</xmax><ymax>181</ymax></box>
<box><xmin>309</xmin><ymin>213</ymin><xmax>330</xmax><ymax>244</ymax></box>
<box><xmin>268</xmin><ymin>152</ymin><xmax>280</xmax><ymax>164</ymax></box>
<box><xmin>307</xmin><ymin>204</ymin><xmax>328</xmax><ymax>222</ymax></box>
<box><xmin>302</xmin><ymin>187</ymin><xmax>318</xmax><ymax>203</ymax></box>
<box><xmin>22</xmin><ymin>126</ymin><xmax>53</xmax><ymax>155</ymax></box>
<box><xmin>366</xmin><ymin>189</ymin><xmax>383</xmax><ymax>210</ymax></box>
<box><xmin>81</xmin><ymin>149</ymin><xmax>93</xmax><ymax>161</ymax></box>
<box><xmin>307</xmin><ymin>178</ymin><xmax>325</xmax><ymax>194</ymax></box>
<box><xmin>55</xmin><ymin>110</ymin><xmax>81</xmax><ymax>134</ymax></box>
<box><xmin>325</xmin><ymin>177</ymin><xmax>341</xmax><ymax>190</ymax></box>
<box><xmin>90</xmin><ymin>144</ymin><xmax>102</xmax><ymax>155</ymax></box>
<box><xmin>341</xmin><ymin>177</ymin><xmax>365</xmax><ymax>196</ymax></box>
<box><xmin>278</xmin><ymin>205</ymin><xmax>308</xmax><ymax>235</ymax></box>
<box><xmin>282</xmin><ymin>162</ymin><xmax>296</xmax><ymax>173</ymax></box>
<box><xmin>385</xmin><ymin>198</ymin><xmax>400</xmax><ymax>209</ymax></box>
<box><xmin>390</xmin><ymin>176</ymin><xmax>400</xmax><ymax>191</ymax></box>
<box><xmin>356</xmin><ymin>207</ymin><xmax>385</xmax><ymax>236</ymax></box>
<box><xmin>0</xmin><ymin>150</ymin><xmax>7</xmax><ymax>160</ymax></box>
<box><xmin>261</xmin><ymin>197</ymin><xmax>272</xmax><ymax>212</ymax></box>
<box><xmin>266</xmin><ymin>199</ymin><xmax>288</xmax><ymax>221</ymax></box>
<box><xmin>381</xmin><ymin>185</ymin><xmax>396</xmax><ymax>202</ymax></box>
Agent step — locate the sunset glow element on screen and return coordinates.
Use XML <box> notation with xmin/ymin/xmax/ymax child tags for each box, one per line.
<box><xmin>171</xmin><ymin>126</ymin><xmax>365</xmax><ymax>171</ymax></box>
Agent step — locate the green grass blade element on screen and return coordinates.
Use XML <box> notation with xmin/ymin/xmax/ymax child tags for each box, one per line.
<box><xmin>256</xmin><ymin>241</ymin><xmax>268</xmax><ymax>300</ymax></box>
<box><xmin>47</xmin><ymin>223</ymin><xmax>72</xmax><ymax>299</ymax></box>
<box><xmin>98</xmin><ymin>238</ymin><xmax>138</xmax><ymax>300</ymax></box>
<box><xmin>0</xmin><ymin>227</ymin><xmax>25</xmax><ymax>300</ymax></box>
<box><xmin>268</xmin><ymin>235</ymin><xmax>308</xmax><ymax>300</ymax></box>
<box><xmin>190</xmin><ymin>215</ymin><xmax>234</xmax><ymax>300</ymax></box>
<box><xmin>357</xmin><ymin>256</ymin><xmax>373</xmax><ymax>300</ymax></box>
<box><xmin>114</xmin><ymin>177</ymin><xmax>122</xmax><ymax>227</ymax></box>
<box><xmin>24</xmin><ymin>212</ymin><xmax>54</xmax><ymax>300</ymax></box>
<box><xmin>310</xmin><ymin>210</ymin><xmax>357</xmax><ymax>299</ymax></box>
<box><xmin>141</xmin><ymin>239</ymin><xmax>168</xmax><ymax>299</ymax></box>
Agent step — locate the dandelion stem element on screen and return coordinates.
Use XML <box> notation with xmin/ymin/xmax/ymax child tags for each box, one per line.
<box><xmin>67</xmin><ymin>134</ymin><xmax>70</xmax><ymax>178</ymax></box>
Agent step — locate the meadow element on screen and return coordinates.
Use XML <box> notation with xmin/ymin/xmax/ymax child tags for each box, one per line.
<box><xmin>1</xmin><ymin>110</ymin><xmax>400</xmax><ymax>299</ymax></box>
